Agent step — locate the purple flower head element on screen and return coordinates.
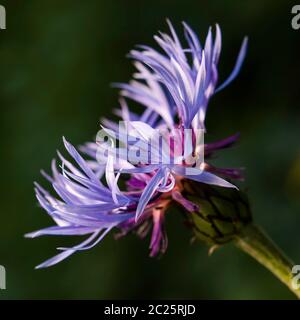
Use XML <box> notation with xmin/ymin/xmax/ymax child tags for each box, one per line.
<box><xmin>28</xmin><ymin>20</ymin><xmax>247</xmax><ymax>268</ymax></box>
<box><xmin>95</xmin><ymin>120</ymin><xmax>238</xmax><ymax>223</ymax></box>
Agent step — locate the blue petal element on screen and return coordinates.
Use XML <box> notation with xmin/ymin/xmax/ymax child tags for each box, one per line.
<box><xmin>25</xmin><ymin>226</ymin><xmax>95</xmax><ymax>238</ymax></box>
<box><xmin>135</xmin><ymin>167</ymin><xmax>165</xmax><ymax>221</ymax></box>
<box><xmin>35</xmin><ymin>250</ymin><xmax>76</xmax><ymax>269</ymax></box>
<box><xmin>63</xmin><ymin>137</ymin><xmax>99</xmax><ymax>184</ymax></box>
<box><xmin>216</xmin><ymin>37</ymin><xmax>248</xmax><ymax>93</ymax></box>
<box><xmin>212</xmin><ymin>24</ymin><xmax>222</xmax><ymax>64</ymax></box>
<box><xmin>171</xmin><ymin>166</ymin><xmax>237</xmax><ymax>189</ymax></box>
<box><xmin>35</xmin><ymin>231</ymin><xmax>101</xmax><ymax>269</ymax></box>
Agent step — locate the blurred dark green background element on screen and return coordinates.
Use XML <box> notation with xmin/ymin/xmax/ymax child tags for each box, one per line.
<box><xmin>1</xmin><ymin>0</ymin><xmax>300</xmax><ymax>299</ymax></box>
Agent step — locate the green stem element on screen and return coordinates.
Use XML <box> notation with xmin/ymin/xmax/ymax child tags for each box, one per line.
<box><xmin>234</xmin><ymin>224</ymin><xmax>300</xmax><ymax>299</ymax></box>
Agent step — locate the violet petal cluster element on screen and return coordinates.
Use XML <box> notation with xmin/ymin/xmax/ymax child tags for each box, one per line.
<box><xmin>27</xmin><ymin>20</ymin><xmax>247</xmax><ymax>268</ymax></box>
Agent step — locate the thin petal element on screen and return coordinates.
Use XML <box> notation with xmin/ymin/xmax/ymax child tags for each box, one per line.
<box><xmin>172</xmin><ymin>165</ymin><xmax>237</xmax><ymax>189</ymax></box>
<box><xmin>25</xmin><ymin>226</ymin><xmax>95</xmax><ymax>238</ymax></box>
<box><xmin>216</xmin><ymin>37</ymin><xmax>248</xmax><ymax>92</ymax></box>
<box><xmin>135</xmin><ymin>168</ymin><xmax>165</xmax><ymax>221</ymax></box>
<box><xmin>35</xmin><ymin>250</ymin><xmax>75</xmax><ymax>269</ymax></box>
